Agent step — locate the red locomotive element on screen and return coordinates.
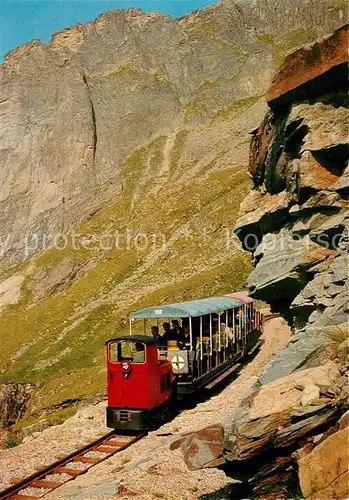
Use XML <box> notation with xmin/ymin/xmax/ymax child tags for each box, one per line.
<box><xmin>106</xmin><ymin>336</ymin><xmax>174</xmax><ymax>430</ymax></box>
<box><xmin>106</xmin><ymin>293</ymin><xmax>262</xmax><ymax>431</ymax></box>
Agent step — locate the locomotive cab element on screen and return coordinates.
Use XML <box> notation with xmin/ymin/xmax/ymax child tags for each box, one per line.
<box><xmin>106</xmin><ymin>335</ymin><xmax>173</xmax><ymax>430</ymax></box>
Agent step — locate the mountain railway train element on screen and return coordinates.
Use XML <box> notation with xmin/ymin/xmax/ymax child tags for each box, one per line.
<box><xmin>106</xmin><ymin>292</ymin><xmax>263</xmax><ymax>430</ymax></box>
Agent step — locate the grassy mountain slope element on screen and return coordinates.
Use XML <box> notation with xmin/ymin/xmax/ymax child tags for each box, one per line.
<box><xmin>0</xmin><ymin>125</ymin><xmax>252</xmax><ymax>421</ymax></box>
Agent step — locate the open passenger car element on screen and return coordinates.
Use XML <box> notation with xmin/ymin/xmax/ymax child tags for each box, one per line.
<box><xmin>106</xmin><ymin>292</ymin><xmax>263</xmax><ymax>430</ymax></box>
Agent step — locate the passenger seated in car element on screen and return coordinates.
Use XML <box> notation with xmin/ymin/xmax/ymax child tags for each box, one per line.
<box><xmin>151</xmin><ymin>325</ymin><xmax>165</xmax><ymax>347</ymax></box>
<box><xmin>236</xmin><ymin>309</ymin><xmax>246</xmax><ymax>327</ymax></box>
<box><xmin>174</xmin><ymin>320</ymin><xmax>187</xmax><ymax>346</ymax></box>
<box><xmin>179</xmin><ymin>322</ymin><xmax>192</xmax><ymax>349</ymax></box>
<box><xmin>171</xmin><ymin>319</ymin><xmax>184</xmax><ymax>339</ymax></box>
<box><xmin>133</xmin><ymin>342</ymin><xmax>145</xmax><ymax>363</ymax></box>
<box><xmin>162</xmin><ymin>322</ymin><xmax>173</xmax><ymax>342</ymax></box>
<box><xmin>163</xmin><ymin>321</ymin><xmax>185</xmax><ymax>347</ymax></box>
<box><xmin>220</xmin><ymin>322</ymin><xmax>233</xmax><ymax>340</ymax></box>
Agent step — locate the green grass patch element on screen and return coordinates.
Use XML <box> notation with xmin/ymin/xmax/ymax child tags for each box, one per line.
<box><xmin>169</xmin><ymin>129</ymin><xmax>190</xmax><ymax>175</ymax></box>
<box><xmin>211</xmin><ymin>95</ymin><xmax>262</xmax><ymax>123</ymax></box>
<box><xmin>100</xmin><ymin>63</ymin><xmax>140</xmax><ymax>79</ymax></box>
<box><xmin>4</xmin><ymin>432</ymin><xmax>22</xmax><ymax>448</ymax></box>
<box><xmin>11</xmin><ymin>405</ymin><xmax>78</xmax><ymax>433</ymax></box>
<box><xmin>0</xmin><ymin>260</ymin><xmax>29</xmax><ymax>282</ymax></box>
<box><xmin>258</xmin><ymin>33</ymin><xmax>274</xmax><ymax>45</ymax></box>
<box><xmin>153</xmin><ymin>71</ymin><xmax>168</xmax><ymax>85</ymax></box>
<box><xmin>273</xmin><ymin>28</ymin><xmax>316</xmax><ymax>66</ymax></box>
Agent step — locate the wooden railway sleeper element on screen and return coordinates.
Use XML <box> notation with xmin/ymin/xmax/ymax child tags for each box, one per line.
<box><xmin>0</xmin><ymin>432</ymin><xmax>144</xmax><ymax>500</ymax></box>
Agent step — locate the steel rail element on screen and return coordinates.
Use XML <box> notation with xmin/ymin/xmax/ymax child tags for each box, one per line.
<box><xmin>0</xmin><ymin>431</ymin><xmax>145</xmax><ymax>499</ymax></box>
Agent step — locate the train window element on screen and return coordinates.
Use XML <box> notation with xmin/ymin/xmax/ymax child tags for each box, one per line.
<box><xmin>160</xmin><ymin>374</ymin><xmax>166</xmax><ymax>393</ymax></box>
<box><xmin>227</xmin><ymin>310</ymin><xmax>233</xmax><ymax>328</ymax></box>
<box><xmin>108</xmin><ymin>341</ymin><xmax>146</xmax><ymax>364</ymax></box>
<box><xmin>132</xmin><ymin>343</ymin><xmax>146</xmax><ymax>363</ymax></box>
<box><xmin>165</xmin><ymin>372</ymin><xmax>171</xmax><ymax>391</ymax></box>
<box><xmin>160</xmin><ymin>372</ymin><xmax>172</xmax><ymax>393</ymax></box>
<box><xmin>108</xmin><ymin>342</ymin><xmax>119</xmax><ymax>363</ymax></box>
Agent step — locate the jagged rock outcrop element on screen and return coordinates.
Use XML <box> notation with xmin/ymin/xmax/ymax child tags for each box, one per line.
<box><xmin>178</xmin><ymin>25</ymin><xmax>348</xmax><ymax>499</ymax></box>
<box><xmin>0</xmin><ymin>383</ymin><xmax>33</xmax><ymax>428</ymax></box>
<box><xmin>298</xmin><ymin>414</ymin><xmax>349</xmax><ymax>500</ymax></box>
<box><xmin>266</xmin><ymin>23</ymin><xmax>349</xmax><ymax>108</ymax></box>
<box><xmin>179</xmin><ymin>355</ymin><xmax>348</xmax><ymax>498</ymax></box>
<box><xmin>234</xmin><ymin>24</ymin><xmax>349</xmax><ymax>383</ymax></box>
<box><xmin>228</xmin><ymin>24</ymin><xmax>349</xmax><ymax>499</ymax></box>
<box><xmin>171</xmin><ymin>424</ymin><xmax>225</xmax><ymax>470</ymax></box>
<box><xmin>0</xmin><ymin>0</ymin><xmax>346</xmax><ymax>266</ymax></box>
<box><xmin>224</xmin><ymin>361</ymin><xmax>343</xmax><ymax>460</ymax></box>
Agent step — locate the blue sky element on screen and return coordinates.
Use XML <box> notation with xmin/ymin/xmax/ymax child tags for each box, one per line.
<box><xmin>1</xmin><ymin>0</ymin><xmax>217</xmax><ymax>60</ymax></box>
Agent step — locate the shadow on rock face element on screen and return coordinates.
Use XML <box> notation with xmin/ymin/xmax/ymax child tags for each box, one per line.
<box><xmin>198</xmin><ymin>482</ymin><xmax>252</xmax><ymax>500</ymax></box>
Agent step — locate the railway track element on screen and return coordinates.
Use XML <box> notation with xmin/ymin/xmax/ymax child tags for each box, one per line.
<box><xmin>0</xmin><ymin>431</ymin><xmax>144</xmax><ymax>500</ymax></box>
<box><xmin>263</xmin><ymin>312</ymin><xmax>281</xmax><ymax>322</ymax></box>
<box><xmin>0</xmin><ymin>318</ymin><xmax>269</xmax><ymax>500</ymax></box>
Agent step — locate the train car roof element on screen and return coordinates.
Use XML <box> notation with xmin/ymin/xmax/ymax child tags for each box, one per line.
<box><xmin>106</xmin><ymin>335</ymin><xmax>158</xmax><ymax>345</ymax></box>
<box><xmin>224</xmin><ymin>292</ymin><xmax>254</xmax><ymax>304</ymax></box>
<box><xmin>130</xmin><ymin>296</ymin><xmax>244</xmax><ymax>319</ymax></box>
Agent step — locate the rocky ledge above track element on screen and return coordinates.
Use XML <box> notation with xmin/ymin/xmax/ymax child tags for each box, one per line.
<box><xmin>176</xmin><ymin>24</ymin><xmax>349</xmax><ymax>500</ymax></box>
<box><xmin>235</xmin><ymin>24</ymin><xmax>348</xmax><ymax>383</ymax></box>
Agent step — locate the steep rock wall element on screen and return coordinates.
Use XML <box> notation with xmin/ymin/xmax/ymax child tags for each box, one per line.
<box><xmin>235</xmin><ymin>24</ymin><xmax>349</xmax><ymax>383</ymax></box>
<box><xmin>176</xmin><ymin>23</ymin><xmax>348</xmax><ymax>500</ymax></box>
<box><xmin>0</xmin><ymin>0</ymin><xmax>346</xmax><ymax>265</ymax></box>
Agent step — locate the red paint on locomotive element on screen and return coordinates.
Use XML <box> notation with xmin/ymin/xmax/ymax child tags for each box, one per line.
<box><xmin>106</xmin><ymin>336</ymin><xmax>173</xmax><ymax>429</ymax></box>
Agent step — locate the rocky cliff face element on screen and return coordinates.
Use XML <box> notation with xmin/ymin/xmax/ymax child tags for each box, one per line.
<box><xmin>177</xmin><ymin>25</ymin><xmax>348</xmax><ymax>500</ymax></box>
<box><xmin>234</xmin><ymin>24</ymin><xmax>348</xmax><ymax>383</ymax></box>
<box><xmin>0</xmin><ymin>0</ymin><xmax>346</xmax><ymax>266</ymax></box>
<box><xmin>0</xmin><ymin>383</ymin><xmax>33</xmax><ymax>428</ymax></box>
